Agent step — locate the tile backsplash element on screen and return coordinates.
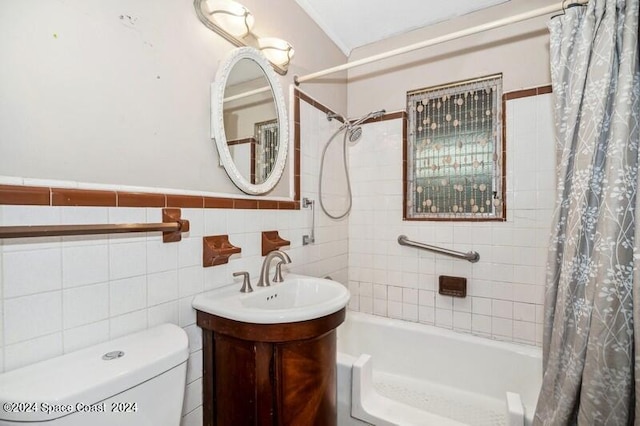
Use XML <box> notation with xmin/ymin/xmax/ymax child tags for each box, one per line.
<box><xmin>347</xmin><ymin>93</ymin><xmax>556</xmax><ymax>346</ymax></box>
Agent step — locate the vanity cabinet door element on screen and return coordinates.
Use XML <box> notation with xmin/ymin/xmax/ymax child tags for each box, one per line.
<box><xmin>198</xmin><ymin>309</ymin><xmax>344</xmax><ymax>426</ymax></box>
<box><xmin>275</xmin><ymin>331</ymin><xmax>337</xmax><ymax>426</ymax></box>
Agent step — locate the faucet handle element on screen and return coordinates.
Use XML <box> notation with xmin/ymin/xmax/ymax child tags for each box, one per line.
<box><xmin>272</xmin><ymin>261</ymin><xmax>286</xmax><ymax>283</ymax></box>
<box><xmin>233</xmin><ymin>271</ymin><xmax>253</xmax><ymax>293</ymax></box>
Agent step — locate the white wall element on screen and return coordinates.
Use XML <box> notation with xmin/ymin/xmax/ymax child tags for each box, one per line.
<box><xmin>346</xmin><ymin>0</ymin><xmax>557</xmax><ymax>117</ymax></box>
<box><xmin>0</xmin><ymin>0</ymin><xmax>347</xmax><ymax>197</ymax></box>
<box><xmin>346</xmin><ymin>93</ymin><xmax>555</xmax><ymax>346</ymax></box>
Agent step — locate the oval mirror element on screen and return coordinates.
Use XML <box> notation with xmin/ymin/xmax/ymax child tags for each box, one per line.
<box><xmin>211</xmin><ymin>47</ymin><xmax>289</xmax><ymax>195</ymax></box>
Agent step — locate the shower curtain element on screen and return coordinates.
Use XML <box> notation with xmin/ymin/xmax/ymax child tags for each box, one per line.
<box><xmin>533</xmin><ymin>0</ymin><xmax>639</xmax><ymax>424</ymax></box>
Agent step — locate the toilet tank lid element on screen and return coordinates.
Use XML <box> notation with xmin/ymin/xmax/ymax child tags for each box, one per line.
<box><xmin>0</xmin><ymin>323</ymin><xmax>189</xmax><ymax>422</ymax></box>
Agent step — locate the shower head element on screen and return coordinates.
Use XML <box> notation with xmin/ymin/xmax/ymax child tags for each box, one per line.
<box><xmin>348</xmin><ymin>126</ymin><xmax>363</xmax><ymax>142</ymax></box>
<box><xmin>344</xmin><ymin>109</ymin><xmax>386</xmax><ymax>142</ymax></box>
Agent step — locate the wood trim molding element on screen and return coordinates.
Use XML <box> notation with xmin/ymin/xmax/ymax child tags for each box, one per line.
<box><xmin>0</xmin><ymin>184</ymin><xmax>300</xmax><ymax>210</ymax></box>
<box><xmin>503</xmin><ymin>85</ymin><xmax>552</xmax><ymax>101</ymax></box>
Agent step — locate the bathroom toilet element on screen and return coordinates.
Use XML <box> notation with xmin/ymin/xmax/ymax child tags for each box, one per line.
<box><xmin>0</xmin><ymin>324</ymin><xmax>189</xmax><ymax>426</ymax></box>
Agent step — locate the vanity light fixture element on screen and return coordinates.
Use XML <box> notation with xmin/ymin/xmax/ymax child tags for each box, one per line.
<box><xmin>203</xmin><ymin>0</ymin><xmax>254</xmax><ymax>38</ymax></box>
<box><xmin>193</xmin><ymin>0</ymin><xmax>294</xmax><ymax>75</ymax></box>
<box><xmin>258</xmin><ymin>37</ymin><xmax>295</xmax><ymax>68</ymax></box>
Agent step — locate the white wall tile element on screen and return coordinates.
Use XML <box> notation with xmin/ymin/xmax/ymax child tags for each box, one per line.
<box><xmin>110</xmin><ymin>309</ymin><xmax>147</xmax><ymax>339</ymax></box>
<box><xmin>435</xmin><ymin>309</ymin><xmax>453</xmax><ymax>329</ymax></box>
<box><xmin>453</xmin><ymin>311</ymin><xmax>472</xmax><ymax>331</ymax></box>
<box><xmin>492</xmin><ymin>317</ymin><xmax>513</xmax><ymax>338</ymax></box>
<box><xmin>182</xmin><ymin>209</ymin><xmax>204</xmax><ymax>238</ymax></box>
<box><xmin>359</xmin><ymin>282</ymin><xmax>373</xmax><ymax>297</ymax></box>
<box><xmin>359</xmin><ymin>296</ymin><xmax>373</xmax><ymax>314</ymax></box>
<box><xmin>182</xmin><ymin>378</ymin><xmax>202</xmax><ymax>416</ymax></box>
<box><xmin>178</xmin><ymin>238</ymin><xmax>201</xmax><ymax>268</ymax></box>
<box><xmin>178</xmin><ymin>266</ymin><xmax>204</xmax><ymax>298</ymax></box>
<box><xmin>183</xmin><ymin>324</ymin><xmax>202</xmax><ymax>353</ymax></box>
<box><xmin>181</xmin><ymin>407</ymin><xmax>203</xmax><ymax>426</ymax></box>
<box><xmin>4</xmin><ymin>291</ymin><xmax>62</xmax><ymax>345</ymax></box>
<box><xmin>373</xmin><ymin>298</ymin><xmax>386</xmax><ymax>316</ymax></box>
<box><xmin>435</xmin><ymin>294</ymin><xmax>453</xmax><ymax>309</ymax></box>
<box><xmin>418</xmin><ymin>306</ymin><xmax>435</xmax><ymax>324</ymax></box>
<box><xmin>514</xmin><ymin>302</ymin><xmax>537</xmax><ymax>322</ymax></box>
<box><xmin>179</xmin><ymin>297</ymin><xmax>197</xmax><ymax>327</ymax></box>
<box><xmin>492</xmin><ymin>300</ymin><xmax>513</xmax><ymax>319</ymax></box>
<box><xmin>472</xmin><ymin>314</ymin><xmax>492</xmax><ymax>335</ymax></box>
<box><xmin>373</xmin><ymin>284</ymin><xmax>386</xmax><ymax>299</ymax></box>
<box><xmin>148</xmin><ymin>301</ymin><xmax>179</xmax><ymax>327</ymax></box>
<box><xmin>402</xmin><ymin>303</ymin><xmax>418</xmax><ymax>322</ymax></box>
<box><xmin>388</xmin><ymin>301</ymin><xmax>402</xmax><ymax>319</ymax></box>
<box><xmin>63</xmin><ymin>320</ymin><xmax>110</xmax><ymax>353</ymax></box>
<box><xmin>513</xmin><ymin>320</ymin><xmax>536</xmax><ymax>343</ymax></box>
<box><xmin>62</xmin><ymin>245</ymin><xmax>109</xmax><ymax>288</ymax></box>
<box><xmin>388</xmin><ymin>286</ymin><xmax>402</xmax><ymax>302</ymax></box>
<box><xmin>418</xmin><ymin>290</ymin><xmax>435</xmax><ymax>307</ymax></box>
<box><xmin>110</xmin><ymin>276</ymin><xmax>146</xmax><ymax>317</ymax></box>
<box><xmin>402</xmin><ymin>288</ymin><xmax>418</xmax><ymax>304</ymax></box>
<box><xmin>453</xmin><ymin>297</ymin><xmax>472</xmax><ymax>313</ymax></box>
<box><xmin>186</xmin><ymin>350</ymin><xmax>203</xmax><ymax>384</ymax></box>
<box><xmin>63</xmin><ymin>282</ymin><xmax>109</xmax><ymax>328</ymax></box>
<box><xmin>3</xmin><ymin>249</ymin><xmax>62</xmax><ymax>298</ymax></box>
<box><xmin>472</xmin><ymin>297</ymin><xmax>492</xmax><ymax>316</ymax></box>
<box><xmin>4</xmin><ymin>332</ymin><xmax>63</xmax><ymax>371</ymax></box>
<box><xmin>147</xmin><ymin>239</ymin><xmax>179</xmax><ymax>273</ymax></box>
<box><xmin>109</xmin><ymin>241</ymin><xmax>146</xmax><ymax>280</ymax></box>
<box><xmin>148</xmin><ymin>270</ymin><xmax>179</xmax><ymax>306</ymax></box>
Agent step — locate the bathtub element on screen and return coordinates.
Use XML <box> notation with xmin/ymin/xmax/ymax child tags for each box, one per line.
<box><xmin>336</xmin><ymin>312</ymin><xmax>542</xmax><ymax>426</ymax></box>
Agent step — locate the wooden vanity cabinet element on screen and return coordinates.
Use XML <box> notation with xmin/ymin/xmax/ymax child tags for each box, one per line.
<box><xmin>197</xmin><ymin>308</ymin><xmax>345</xmax><ymax>426</ymax></box>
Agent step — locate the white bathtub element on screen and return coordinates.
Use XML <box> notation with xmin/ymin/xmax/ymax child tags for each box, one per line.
<box><xmin>336</xmin><ymin>312</ymin><xmax>542</xmax><ymax>426</ymax></box>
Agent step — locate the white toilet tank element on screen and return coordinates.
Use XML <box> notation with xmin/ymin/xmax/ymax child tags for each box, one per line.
<box><xmin>0</xmin><ymin>324</ymin><xmax>189</xmax><ymax>426</ymax></box>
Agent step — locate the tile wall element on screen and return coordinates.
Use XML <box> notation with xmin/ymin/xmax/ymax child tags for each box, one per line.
<box><xmin>0</xmin><ymin>95</ymin><xmax>347</xmax><ymax>426</ymax></box>
<box><xmin>347</xmin><ymin>93</ymin><xmax>556</xmax><ymax>346</ymax></box>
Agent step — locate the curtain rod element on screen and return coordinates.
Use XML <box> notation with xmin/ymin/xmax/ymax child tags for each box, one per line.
<box><xmin>294</xmin><ymin>0</ymin><xmax>589</xmax><ymax>85</ymax></box>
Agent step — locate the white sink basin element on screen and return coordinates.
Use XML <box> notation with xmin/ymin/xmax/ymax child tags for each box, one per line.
<box><xmin>192</xmin><ymin>274</ymin><xmax>350</xmax><ymax>324</ymax></box>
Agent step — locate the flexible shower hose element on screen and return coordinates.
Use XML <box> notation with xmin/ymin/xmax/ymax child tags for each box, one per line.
<box><xmin>319</xmin><ymin>126</ymin><xmax>352</xmax><ymax>220</ymax></box>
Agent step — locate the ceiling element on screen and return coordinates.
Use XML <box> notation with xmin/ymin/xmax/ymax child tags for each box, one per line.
<box><xmin>293</xmin><ymin>0</ymin><xmax>511</xmax><ymax>56</ymax></box>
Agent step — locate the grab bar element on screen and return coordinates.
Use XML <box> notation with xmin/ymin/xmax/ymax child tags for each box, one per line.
<box><xmin>397</xmin><ymin>235</ymin><xmax>480</xmax><ymax>263</ymax></box>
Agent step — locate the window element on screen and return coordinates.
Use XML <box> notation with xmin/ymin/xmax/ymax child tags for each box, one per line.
<box><xmin>405</xmin><ymin>74</ymin><xmax>505</xmax><ymax>221</ymax></box>
<box><xmin>254</xmin><ymin>119</ymin><xmax>278</xmax><ymax>184</ymax></box>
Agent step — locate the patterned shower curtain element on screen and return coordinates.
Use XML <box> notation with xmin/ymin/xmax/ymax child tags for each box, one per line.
<box><xmin>533</xmin><ymin>0</ymin><xmax>639</xmax><ymax>424</ymax></box>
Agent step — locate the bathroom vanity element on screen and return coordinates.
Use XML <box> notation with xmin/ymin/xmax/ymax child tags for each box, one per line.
<box><xmin>197</xmin><ymin>308</ymin><xmax>345</xmax><ymax>426</ymax></box>
<box><xmin>192</xmin><ymin>273</ymin><xmax>350</xmax><ymax>426</ymax></box>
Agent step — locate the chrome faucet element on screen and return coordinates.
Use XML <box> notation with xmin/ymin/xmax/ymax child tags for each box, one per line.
<box><xmin>257</xmin><ymin>250</ymin><xmax>292</xmax><ymax>287</ymax></box>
